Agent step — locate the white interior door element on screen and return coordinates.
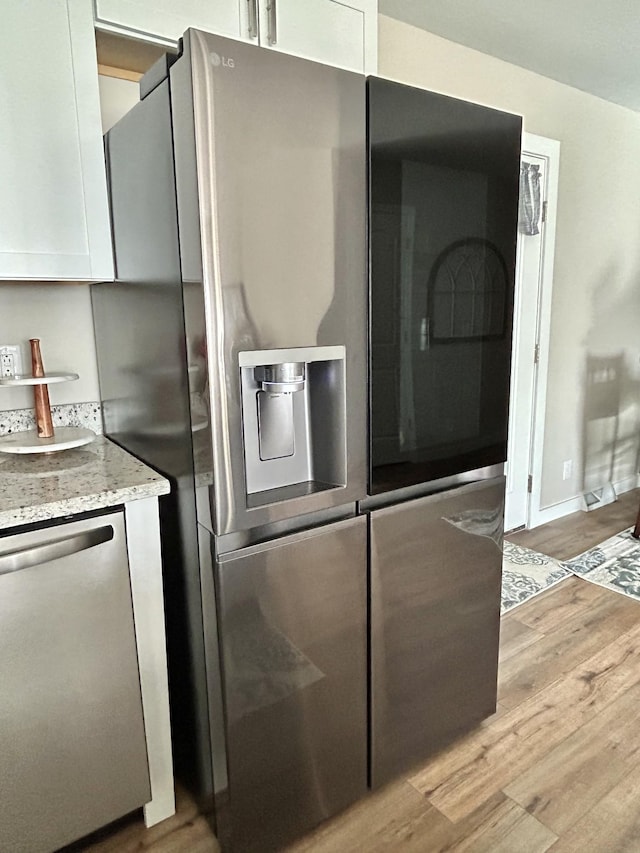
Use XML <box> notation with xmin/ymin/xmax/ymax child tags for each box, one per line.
<box><xmin>505</xmin><ymin>133</ymin><xmax>560</xmax><ymax>531</ymax></box>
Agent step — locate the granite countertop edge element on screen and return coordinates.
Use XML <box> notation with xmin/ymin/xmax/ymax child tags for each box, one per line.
<box><xmin>0</xmin><ymin>436</ymin><xmax>170</xmax><ymax>532</ymax></box>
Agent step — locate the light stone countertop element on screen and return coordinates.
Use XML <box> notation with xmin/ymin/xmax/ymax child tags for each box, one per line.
<box><xmin>0</xmin><ymin>435</ymin><xmax>170</xmax><ymax>530</ymax></box>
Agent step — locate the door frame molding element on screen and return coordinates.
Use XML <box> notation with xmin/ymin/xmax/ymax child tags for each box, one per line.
<box><xmin>520</xmin><ymin>132</ymin><xmax>561</xmax><ymax>529</ymax></box>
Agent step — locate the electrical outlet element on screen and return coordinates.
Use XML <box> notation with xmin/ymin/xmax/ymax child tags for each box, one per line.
<box><xmin>562</xmin><ymin>459</ymin><xmax>573</xmax><ymax>481</ymax></box>
<box><xmin>0</xmin><ymin>345</ymin><xmax>23</xmax><ymax>379</ymax></box>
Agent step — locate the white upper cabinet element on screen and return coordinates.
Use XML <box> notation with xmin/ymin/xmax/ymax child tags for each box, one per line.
<box><xmin>0</xmin><ymin>0</ymin><xmax>113</xmax><ymax>282</ymax></box>
<box><xmin>94</xmin><ymin>0</ymin><xmax>378</xmax><ymax>73</ymax></box>
<box><xmin>254</xmin><ymin>0</ymin><xmax>375</xmax><ymax>72</ymax></box>
<box><xmin>94</xmin><ymin>0</ymin><xmax>243</xmax><ymax>44</ymax></box>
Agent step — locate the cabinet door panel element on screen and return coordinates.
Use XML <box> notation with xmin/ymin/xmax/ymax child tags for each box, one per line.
<box><xmin>258</xmin><ymin>0</ymin><xmax>364</xmax><ymax>71</ymax></box>
<box><xmin>0</xmin><ymin>0</ymin><xmax>113</xmax><ymax>281</ymax></box>
<box><xmin>95</xmin><ymin>0</ymin><xmax>244</xmax><ymax>44</ymax></box>
<box><xmin>216</xmin><ymin>516</ymin><xmax>367</xmax><ymax>852</ymax></box>
<box><xmin>95</xmin><ymin>0</ymin><xmax>375</xmax><ymax>72</ymax></box>
<box><xmin>371</xmin><ymin>477</ymin><xmax>505</xmax><ymax>787</ymax></box>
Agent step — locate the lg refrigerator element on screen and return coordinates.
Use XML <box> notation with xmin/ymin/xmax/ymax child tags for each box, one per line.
<box><xmin>92</xmin><ymin>35</ymin><xmax>523</xmax><ymax>847</ymax></box>
<box><xmin>93</xmin><ymin>30</ymin><xmax>367</xmax><ymax>853</ymax></box>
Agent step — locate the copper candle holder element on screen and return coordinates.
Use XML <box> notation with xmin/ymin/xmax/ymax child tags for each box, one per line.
<box><xmin>29</xmin><ymin>338</ymin><xmax>54</xmax><ymax>439</ymax></box>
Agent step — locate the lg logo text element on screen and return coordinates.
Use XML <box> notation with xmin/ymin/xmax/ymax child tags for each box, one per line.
<box><xmin>210</xmin><ymin>52</ymin><xmax>235</xmax><ymax>68</ymax></box>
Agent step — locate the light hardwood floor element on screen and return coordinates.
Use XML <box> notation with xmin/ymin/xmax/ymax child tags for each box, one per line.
<box><xmin>73</xmin><ymin>489</ymin><xmax>640</xmax><ymax>853</ymax></box>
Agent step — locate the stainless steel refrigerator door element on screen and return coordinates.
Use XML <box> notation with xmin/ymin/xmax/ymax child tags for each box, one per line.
<box><xmin>172</xmin><ymin>31</ymin><xmax>367</xmax><ymax>535</ymax></box>
<box><xmin>215</xmin><ymin>515</ymin><xmax>367</xmax><ymax>853</ymax></box>
<box><xmin>370</xmin><ymin>477</ymin><xmax>505</xmax><ymax>788</ymax></box>
<box><xmin>0</xmin><ymin>512</ymin><xmax>150</xmax><ymax>853</ymax></box>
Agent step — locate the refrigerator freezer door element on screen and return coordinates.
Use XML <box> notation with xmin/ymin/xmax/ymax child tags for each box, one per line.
<box><xmin>370</xmin><ymin>477</ymin><xmax>505</xmax><ymax>788</ymax></box>
<box><xmin>215</xmin><ymin>516</ymin><xmax>367</xmax><ymax>853</ymax></box>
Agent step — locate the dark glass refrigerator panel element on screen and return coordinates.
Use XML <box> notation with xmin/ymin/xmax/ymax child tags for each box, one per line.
<box><xmin>368</xmin><ymin>78</ymin><xmax>522</xmax><ymax>494</ymax></box>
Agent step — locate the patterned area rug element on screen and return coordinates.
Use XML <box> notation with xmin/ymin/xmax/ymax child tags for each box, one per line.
<box><xmin>502</xmin><ymin>541</ymin><xmax>571</xmax><ymax>613</ymax></box>
<box><xmin>565</xmin><ymin>527</ymin><xmax>640</xmax><ymax>600</ymax></box>
<box><xmin>502</xmin><ymin>527</ymin><xmax>640</xmax><ymax>614</ymax></box>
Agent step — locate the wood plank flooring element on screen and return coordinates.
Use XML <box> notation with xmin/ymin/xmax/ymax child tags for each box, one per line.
<box><xmin>506</xmin><ymin>487</ymin><xmax>640</xmax><ymax>561</ymax></box>
<box><xmin>73</xmin><ymin>488</ymin><xmax>640</xmax><ymax>853</ymax></box>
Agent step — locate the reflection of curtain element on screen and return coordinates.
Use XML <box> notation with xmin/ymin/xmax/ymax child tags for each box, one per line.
<box><xmin>518</xmin><ymin>162</ymin><xmax>541</xmax><ymax>235</ymax></box>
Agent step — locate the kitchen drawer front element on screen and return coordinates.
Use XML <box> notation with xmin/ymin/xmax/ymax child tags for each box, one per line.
<box><xmin>0</xmin><ymin>511</ymin><xmax>150</xmax><ymax>853</ymax></box>
<box><xmin>370</xmin><ymin>477</ymin><xmax>505</xmax><ymax>787</ymax></box>
<box><xmin>216</xmin><ymin>515</ymin><xmax>368</xmax><ymax>852</ymax></box>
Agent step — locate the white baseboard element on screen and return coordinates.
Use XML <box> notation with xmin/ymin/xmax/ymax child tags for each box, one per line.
<box><xmin>614</xmin><ymin>474</ymin><xmax>640</xmax><ymax>495</ymax></box>
<box><xmin>529</xmin><ymin>496</ymin><xmax>584</xmax><ymax>528</ymax></box>
<box><xmin>528</xmin><ymin>473</ymin><xmax>640</xmax><ymax>529</ymax></box>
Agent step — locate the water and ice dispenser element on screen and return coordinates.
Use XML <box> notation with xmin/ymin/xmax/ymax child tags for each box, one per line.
<box><xmin>239</xmin><ymin>347</ymin><xmax>347</xmax><ymax>506</ymax></box>
<box><xmin>253</xmin><ymin>361</ymin><xmax>305</xmax><ymax>461</ymax></box>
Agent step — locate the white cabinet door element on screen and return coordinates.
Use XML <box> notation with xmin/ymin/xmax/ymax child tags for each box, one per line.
<box><xmin>94</xmin><ymin>0</ymin><xmax>377</xmax><ymax>73</ymax></box>
<box><xmin>256</xmin><ymin>0</ymin><xmax>365</xmax><ymax>71</ymax></box>
<box><xmin>94</xmin><ymin>0</ymin><xmax>244</xmax><ymax>45</ymax></box>
<box><xmin>0</xmin><ymin>0</ymin><xmax>113</xmax><ymax>282</ymax></box>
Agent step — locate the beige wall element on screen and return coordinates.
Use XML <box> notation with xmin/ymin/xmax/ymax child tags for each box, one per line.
<box><xmin>379</xmin><ymin>15</ymin><xmax>640</xmax><ymax>509</ymax></box>
<box><xmin>0</xmin><ymin>284</ymin><xmax>100</xmax><ymax>411</ymax></box>
<box><xmin>98</xmin><ymin>74</ymin><xmax>139</xmax><ymax>132</ymax></box>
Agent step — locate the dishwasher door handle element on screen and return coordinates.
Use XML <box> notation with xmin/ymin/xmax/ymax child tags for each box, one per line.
<box><xmin>0</xmin><ymin>525</ymin><xmax>115</xmax><ymax>576</ymax></box>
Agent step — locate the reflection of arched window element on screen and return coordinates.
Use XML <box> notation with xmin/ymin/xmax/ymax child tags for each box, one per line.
<box><xmin>427</xmin><ymin>238</ymin><xmax>509</xmax><ymax>342</ymax></box>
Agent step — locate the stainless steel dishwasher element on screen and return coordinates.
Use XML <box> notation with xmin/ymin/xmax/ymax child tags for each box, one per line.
<box><xmin>0</xmin><ymin>509</ymin><xmax>151</xmax><ymax>853</ymax></box>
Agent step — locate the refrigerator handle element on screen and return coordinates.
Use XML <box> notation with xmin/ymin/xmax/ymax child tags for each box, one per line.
<box><xmin>247</xmin><ymin>0</ymin><xmax>258</xmax><ymax>39</ymax></box>
<box><xmin>266</xmin><ymin>0</ymin><xmax>278</xmax><ymax>45</ymax></box>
